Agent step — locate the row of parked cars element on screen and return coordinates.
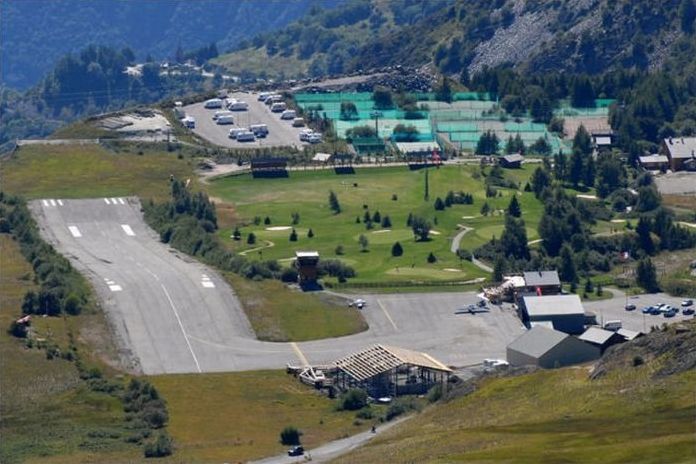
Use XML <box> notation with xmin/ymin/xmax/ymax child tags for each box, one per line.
<box><xmin>625</xmin><ymin>299</ymin><xmax>694</xmax><ymax>317</ymax></box>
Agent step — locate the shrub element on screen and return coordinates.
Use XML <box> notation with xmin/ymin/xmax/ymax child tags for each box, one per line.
<box><xmin>280</xmin><ymin>267</ymin><xmax>298</xmax><ymax>283</ymax></box>
<box><xmin>355</xmin><ymin>407</ymin><xmax>374</xmax><ymax>419</ymax></box>
<box><xmin>8</xmin><ymin>321</ymin><xmax>28</xmax><ymax>338</ymax></box>
<box><xmin>427</xmin><ymin>252</ymin><xmax>437</xmax><ymax>263</ymax></box>
<box><xmin>247</xmin><ymin>232</ymin><xmax>256</xmax><ymax>245</ymax></box>
<box><xmin>280</xmin><ymin>426</ymin><xmax>302</xmax><ymax>445</ymax></box>
<box><xmin>632</xmin><ymin>355</ymin><xmax>644</xmax><ymax>367</ymax></box>
<box><xmin>143</xmin><ymin>432</ymin><xmax>173</xmax><ymax>458</ymax></box>
<box><xmin>63</xmin><ymin>293</ymin><xmax>82</xmax><ymax>315</ymax></box>
<box><xmin>427</xmin><ymin>384</ymin><xmax>443</xmax><ymax>403</ymax></box>
<box><xmin>335</xmin><ymin>245</ymin><xmax>345</xmax><ymax>255</ymax></box>
<box><xmin>337</xmin><ymin>388</ymin><xmax>368</xmax><ymax>411</ymax></box>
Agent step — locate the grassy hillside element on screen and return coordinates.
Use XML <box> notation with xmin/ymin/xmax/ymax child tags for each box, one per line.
<box><xmin>208</xmin><ymin>165</ymin><xmax>541</xmax><ymax>285</ymax></box>
<box><xmin>334</xmin><ymin>323</ymin><xmax>696</xmax><ymax>463</ymax></box>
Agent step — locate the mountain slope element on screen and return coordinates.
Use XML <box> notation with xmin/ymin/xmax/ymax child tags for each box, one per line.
<box><xmin>216</xmin><ymin>0</ymin><xmax>696</xmax><ymax>80</ymax></box>
<box><xmin>334</xmin><ymin>321</ymin><xmax>696</xmax><ymax>463</ymax></box>
<box><xmin>0</xmin><ymin>0</ymin><xmax>342</xmax><ymax>89</ymax></box>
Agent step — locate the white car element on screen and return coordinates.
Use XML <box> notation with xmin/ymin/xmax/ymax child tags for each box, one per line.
<box><xmin>308</xmin><ymin>133</ymin><xmax>322</xmax><ymax>144</ymax></box>
<box><xmin>349</xmin><ymin>298</ymin><xmax>366</xmax><ymax>309</ymax></box>
<box><xmin>299</xmin><ymin>129</ymin><xmax>313</xmax><ymax>142</ymax></box>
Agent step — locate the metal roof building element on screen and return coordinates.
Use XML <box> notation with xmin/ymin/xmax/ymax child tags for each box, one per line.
<box><xmin>507</xmin><ymin>326</ymin><xmax>600</xmax><ymax>368</ymax></box>
<box><xmin>332</xmin><ymin>344</ymin><xmax>451</xmax><ymax>397</ymax></box>
<box><xmin>523</xmin><ymin>270</ymin><xmax>561</xmax><ymax>293</ymax></box>
<box><xmin>520</xmin><ymin>294</ymin><xmax>586</xmax><ymax>334</ymax></box>
<box><xmin>579</xmin><ymin>327</ymin><xmax>625</xmax><ymax>353</ymax></box>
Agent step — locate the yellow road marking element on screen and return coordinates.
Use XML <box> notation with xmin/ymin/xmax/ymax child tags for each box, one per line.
<box><xmin>291</xmin><ymin>342</ymin><xmax>309</xmax><ymax>366</ymax></box>
<box><xmin>377</xmin><ymin>299</ymin><xmax>398</xmax><ymax>330</ymax></box>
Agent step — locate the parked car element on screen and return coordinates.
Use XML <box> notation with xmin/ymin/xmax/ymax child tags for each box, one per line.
<box><xmin>641</xmin><ymin>306</ymin><xmax>653</xmax><ymax>314</ymax></box>
<box><xmin>681</xmin><ymin>299</ymin><xmax>693</xmax><ymax>307</ymax></box>
<box><xmin>603</xmin><ymin>320</ymin><xmax>622</xmax><ymax>331</ymax></box>
<box><xmin>624</xmin><ymin>304</ymin><xmax>636</xmax><ymax>311</ymax></box>
<box><xmin>349</xmin><ymin>298</ymin><xmax>366</xmax><ymax>309</ymax></box>
<box><xmin>308</xmin><ymin>133</ymin><xmax>322</xmax><ymax>144</ymax></box>
<box><xmin>649</xmin><ymin>306</ymin><xmax>662</xmax><ymax>315</ymax></box>
<box><xmin>664</xmin><ymin>308</ymin><xmax>677</xmax><ymax>318</ymax></box>
<box><xmin>299</xmin><ymin>129</ymin><xmax>313</xmax><ymax>141</ymax></box>
<box><xmin>287</xmin><ymin>445</ymin><xmax>304</xmax><ymax>457</ymax></box>
<box><xmin>683</xmin><ymin>308</ymin><xmax>695</xmax><ymax>315</ymax></box>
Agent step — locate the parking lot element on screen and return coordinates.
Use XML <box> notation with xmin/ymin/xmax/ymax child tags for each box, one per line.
<box><xmin>583</xmin><ymin>291</ymin><xmax>694</xmax><ymax>332</ymax></box>
<box><xmin>183</xmin><ymin>91</ymin><xmax>311</xmax><ymax>149</ymax></box>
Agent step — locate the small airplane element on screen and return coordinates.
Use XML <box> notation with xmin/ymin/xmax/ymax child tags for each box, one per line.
<box><xmin>455</xmin><ymin>303</ymin><xmax>490</xmax><ymax>315</ymax></box>
<box><xmin>349</xmin><ymin>298</ymin><xmax>367</xmax><ymax>309</ymax></box>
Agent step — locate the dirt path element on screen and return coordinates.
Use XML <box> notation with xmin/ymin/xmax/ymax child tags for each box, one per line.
<box><xmin>239</xmin><ymin>240</ymin><xmax>275</xmax><ymax>256</ymax></box>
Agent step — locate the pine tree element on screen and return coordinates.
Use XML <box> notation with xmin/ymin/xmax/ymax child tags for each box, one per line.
<box><xmin>247</xmin><ymin>232</ymin><xmax>256</xmax><ymax>245</ymax></box>
<box><xmin>507</xmin><ymin>195</ymin><xmax>522</xmax><ymax>218</ymax></box>
<box><xmin>434</xmin><ymin>197</ymin><xmax>445</xmax><ymax>211</ymax></box>
<box><xmin>636</xmin><ymin>216</ymin><xmax>654</xmax><ymax>254</ymax></box>
<box><xmin>680</xmin><ymin>0</ymin><xmax>696</xmax><ymax>33</ymax></box>
<box><xmin>636</xmin><ymin>257</ymin><xmax>659</xmax><ymax>292</ymax></box>
<box><xmin>406</xmin><ymin>212</ymin><xmax>414</xmax><ymax>226</ymax></box>
<box><xmin>372</xmin><ymin>211</ymin><xmax>381</xmax><ymax>223</ymax></box>
<box><xmin>232</xmin><ymin>227</ymin><xmax>241</xmax><ymax>240</ymax></box>
<box><xmin>391</xmin><ymin>241</ymin><xmax>403</xmax><ymax>257</ymax></box>
<box><xmin>329</xmin><ymin>191</ymin><xmax>341</xmax><ymax>214</ymax></box>
<box><xmin>289</xmin><ymin>229</ymin><xmax>298</xmax><ymax>241</ymax></box>
<box><xmin>480</xmin><ymin>202</ymin><xmax>491</xmax><ymax>216</ymax></box>
<box><xmin>381</xmin><ymin>215</ymin><xmax>392</xmax><ymax>228</ymax></box>
<box><xmin>427</xmin><ymin>252</ymin><xmax>437</xmax><ymax>263</ymax></box>
<box><xmin>358</xmin><ymin>234</ymin><xmax>369</xmax><ymax>251</ymax></box>
<box><xmin>307</xmin><ymin>228</ymin><xmax>314</xmax><ymax>238</ymax></box>
<box><xmin>559</xmin><ymin>245</ymin><xmax>578</xmax><ymax>283</ymax></box>
<box><xmin>493</xmin><ymin>256</ymin><xmax>506</xmax><ymax>282</ymax></box>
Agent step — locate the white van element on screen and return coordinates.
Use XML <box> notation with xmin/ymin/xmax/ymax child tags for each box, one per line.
<box><xmin>228</xmin><ymin>128</ymin><xmax>245</xmax><ymax>139</ymax></box>
<box><xmin>250</xmin><ymin>124</ymin><xmax>269</xmax><ymax>137</ymax></box>
<box><xmin>182</xmin><ymin>116</ymin><xmax>195</xmax><ymax>128</ymax></box>
<box><xmin>204</xmin><ymin>98</ymin><xmax>223</xmax><ymax>109</ymax></box>
<box><xmin>236</xmin><ymin>131</ymin><xmax>256</xmax><ymax>142</ymax></box>
<box><xmin>265</xmin><ymin>95</ymin><xmax>282</xmax><ymax>105</ymax></box>
<box><xmin>213</xmin><ymin>110</ymin><xmax>233</xmax><ymax>120</ymax></box>
<box><xmin>292</xmin><ymin>117</ymin><xmax>305</xmax><ymax>127</ymax></box>
<box><xmin>257</xmin><ymin>92</ymin><xmax>272</xmax><ymax>101</ymax></box>
<box><xmin>229</xmin><ymin>101</ymin><xmax>249</xmax><ymax>111</ymax></box>
<box><xmin>280</xmin><ymin>109</ymin><xmax>297</xmax><ymax>120</ymax></box>
<box><xmin>603</xmin><ymin>320</ymin><xmax>622</xmax><ymax>331</ymax></box>
<box><xmin>216</xmin><ymin>115</ymin><xmax>234</xmax><ymax>125</ymax></box>
<box><xmin>271</xmin><ymin>102</ymin><xmax>287</xmax><ymax>112</ymax></box>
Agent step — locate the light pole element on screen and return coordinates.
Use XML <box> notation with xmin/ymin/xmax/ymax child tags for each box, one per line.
<box><xmin>370</xmin><ymin>110</ymin><xmax>382</xmax><ymax>138</ymax></box>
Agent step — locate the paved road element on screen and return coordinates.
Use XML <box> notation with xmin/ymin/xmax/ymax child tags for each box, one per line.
<box><xmin>184</xmin><ymin>91</ymin><xmax>309</xmax><ymax>149</ymax></box>
<box><xmin>31</xmin><ymin>197</ymin><xmax>526</xmax><ymax>374</ymax></box>
<box><xmin>450</xmin><ymin>226</ymin><xmax>473</xmax><ymax>253</ymax></box>
<box><xmin>253</xmin><ymin>416</ymin><xmax>410</xmax><ymax>464</ymax></box>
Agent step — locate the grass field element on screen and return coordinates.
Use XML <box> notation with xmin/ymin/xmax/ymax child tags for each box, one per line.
<box><xmin>209</xmin><ymin>165</ymin><xmax>543</xmax><ymax>284</ymax></box>
<box><xmin>0</xmin><ymin>144</ymin><xmax>197</xmax><ymax>201</ymax></box>
<box><xmin>227</xmin><ymin>273</ymin><xmax>367</xmax><ymax>341</ymax></box>
<box><xmin>335</xmin><ymin>366</ymin><xmax>696</xmax><ymax>463</ymax></box>
<box><xmin>0</xmin><ymin>235</ymin><xmax>138</xmax><ymax>464</ymax></box>
<box><xmin>150</xmin><ymin>370</ymin><xmax>384</xmax><ymax>463</ymax></box>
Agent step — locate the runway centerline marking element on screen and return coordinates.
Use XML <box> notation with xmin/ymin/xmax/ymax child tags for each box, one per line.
<box><xmin>159</xmin><ymin>282</ymin><xmax>202</xmax><ymax>373</ymax></box>
<box><xmin>121</xmin><ymin>224</ymin><xmax>136</xmax><ymax>236</ymax></box>
<box><xmin>377</xmin><ymin>299</ymin><xmax>398</xmax><ymax>330</ymax></box>
<box><xmin>68</xmin><ymin>226</ymin><xmax>82</xmax><ymax>238</ymax></box>
<box><xmin>291</xmin><ymin>342</ymin><xmax>309</xmax><ymax>367</ymax></box>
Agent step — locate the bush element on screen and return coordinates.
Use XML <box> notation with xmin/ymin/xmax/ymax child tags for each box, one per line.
<box><xmin>335</xmin><ymin>245</ymin><xmax>345</xmax><ymax>255</ymax></box>
<box><xmin>355</xmin><ymin>407</ymin><xmax>374</xmax><ymax>419</ymax></box>
<box><xmin>280</xmin><ymin>426</ymin><xmax>302</xmax><ymax>445</ymax></box>
<box><xmin>280</xmin><ymin>267</ymin><xmax>298</xmax><ymax>283</ymax></box>
<box><xmin>247</xmin><ymin>232</ymin><xmax>256</xmax><ymax>245</ymax></box>
<box><xmin>427</xmin><ymin>384</ymin><xmax>443</xmax><ymax>403</ymax></box>
<box><xmin>8</xmin><ymin>320</ymin><xmax>28</xmax><ymax>338</ymax></box>
<box><xmin>337</xmin><ymin>388</ymin><xmax>368</xmax><ymax>411</ymax></box>
<box><xmin>143</xmin><ymin>432</ymin><xmax>173</xmax><ymax>458</ymax></box>
<box><xmin>63</xmin><ymin>293</ymin><xmax>82</xmax><ymax>315</ymax></box>
<box><xmin>427</xmin><ymin>252</ymin><xmax>437</xmax><ymax>263</ymax></box>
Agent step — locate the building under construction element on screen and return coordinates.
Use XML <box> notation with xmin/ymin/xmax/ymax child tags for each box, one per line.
<box><xmin>330</xmin><ymin>344</ymin><xmax>452</xmax><ymax>397</ymax></box>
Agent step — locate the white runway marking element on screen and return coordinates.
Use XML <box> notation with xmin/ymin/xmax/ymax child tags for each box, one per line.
<box><xmin>68</xmin><ymin>226</ymin><xmax>82</xmax><ymax>238</ymax></box>
<box><xmin>291</xmin><ymin>342</ymin><xmax>309</xmax><ymax>367</ymax></box>
<box><xmin>377</xmin><ymin>299</ymin><xmax>398</xmax><ymax>330</ymax></box>
<box><xmin>104</xmin><ymin>198</ymin><xmax>111</xmax><ymax>204</ymax></box>
<box><xmin>42</xmin><ymin>199</ymin><xmax>49</xmax><ymax>207</ymax></box>
<box><xmin>201</xmin><ymin>274</ymin><xmax>215</xmax><ymax>288</ymax></box>
<box><xmin>118</xmin><ymin>198</ymin><xmax>125</xmax><ymax>205</ymax></box>
<box><xmin>109</xmin><ymin>284</ymin><xmax>123</xmax><ymax>292</ymax></box>
<box><xmin>159</xmin><ymin>282</ymin><xmax>202</xmax><ymax>373</ymax></box>
<box><xmin>110</xmin><ymin>197</ymin><xmax>118</xmax><ymax>204</ymax></box>
<box><xmin>121</xmin><ymin>224</ymin><xmax>136</xmax><ymax>236</ymax></box>
<box><xmin>57</xmin><ymin>199</ymin><xmax>64</xmax><ymax>206</ymax></box>
<box><xmin>50</xmin><ymin>199</ymin><xmax>57</xmax><ymax>206</ymax></box>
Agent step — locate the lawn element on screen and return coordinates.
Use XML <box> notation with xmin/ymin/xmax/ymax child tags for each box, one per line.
<box><xmin>226</xmin><ymin>273</ymin><xmax>367</xmax><ymax>341</ymax></box>
<box><xmin>208</xmin><ymin>165</ymin><xmax>542</xmax><ymax>285</ymax></box>
<box><xmin>149</xmin><ymin>370</ymin><xmax>383</xmax><ymax>463</ymax></box>
<box><xmin>0</xmin><ymin>143</ymin><xmax>198</xmax><ymax>201</ymax></box>
<box><xmin>334</xmin><ymin>366</ymin><xmax>696</xmax><ymax>464</ymax></box>
<box><xmin>0</xmin><ymin>235</ymin><xmax>138</xmax><ymax>464</ymax></box>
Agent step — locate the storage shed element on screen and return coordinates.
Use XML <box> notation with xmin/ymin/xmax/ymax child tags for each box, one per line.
<box><xmin>578</xmin><ymin>327</ymin><xmax>625</xmax><ymax>353</ymax></box>
<box><xmin>520</xmin><ymin>294</ymin><xmax>586</xmax><ymax>334</ymax></box>
<box><xmin>507</xmin><ymin>326</ymin><xmax>600</xmax><ymax>368</ymax></box>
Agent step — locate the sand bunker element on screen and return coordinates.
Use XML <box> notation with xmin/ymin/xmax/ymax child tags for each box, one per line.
<box><xmin>265</xmin><ymin>226</ymin><xmax>292</xmax><ymax>231</ymax></box>
<box><xmin>443</xmin><ymin>268</ymin><xmax>462</xmax><ymax>272</ymax></box>
<box><xmin>372</xmin><ymin>229</ymin><xmax>392</xmax><ymax>234</ymax></box>
<box><xmin>429</xmin><ymin>230</ymin><xmax>441</xmax><ymax>235</ymax></box>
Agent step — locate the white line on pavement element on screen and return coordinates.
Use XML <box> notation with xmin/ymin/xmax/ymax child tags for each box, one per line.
<box><xmin>68</xmin><ymin>226</ymin><xmax>82</xmax><ymax>238</ymax></box>
<box><xmin>57</xmin><ymin>199</ymin><xmax>64</xmax><ymax>206</ymax></box>
<box><xmin>104</xmin><ymin>198</ymin><xmax>111</xmax><ymax>204</ymax></box>
<box><xmin>110</xmin><ymin>197</ymin><xmax>118</xmax><ymax>204</ymax></box>
<box><xmin>109</xmin><ymin>284</ymin><xmax>123</xmax><ymax>292</ymax></box>
<box><xmin>121</xmin><ymin>224</ymin><xmax>136</xmax><ymax>236</ymax></box>
<box><xmin>377</xmin><ymin>299</ymin><xmax>398</xmax><ymax>330</ymax></box>
<box><xmin>42</xmin><ymin>199</ymin><xmax>49</xmax><ymax>207</ymax></box>
<box><xmin>118</xmin><ymin>198</ymin><xmax>125</xmax><ymax>205</ymax></box>
<box><xmin>50</xmin><ymin>199</ymin><xmax>57</xmax><ymax>206</ymax></box>
<box><xmin>159</xmin><ymin>282</ymin><xmax>202</xmax><ymax>373</ymax></box>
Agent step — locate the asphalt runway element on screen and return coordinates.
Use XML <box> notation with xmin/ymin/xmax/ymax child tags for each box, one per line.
<box><xmin>30</xmin><ymin>196</ymin><xmax>529</xmax><ymax>375</ymax></box>
<box><xmin>184</xmin><ymin>92</ymin><xmax>310</xmax><ymax>149</ymax></box>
